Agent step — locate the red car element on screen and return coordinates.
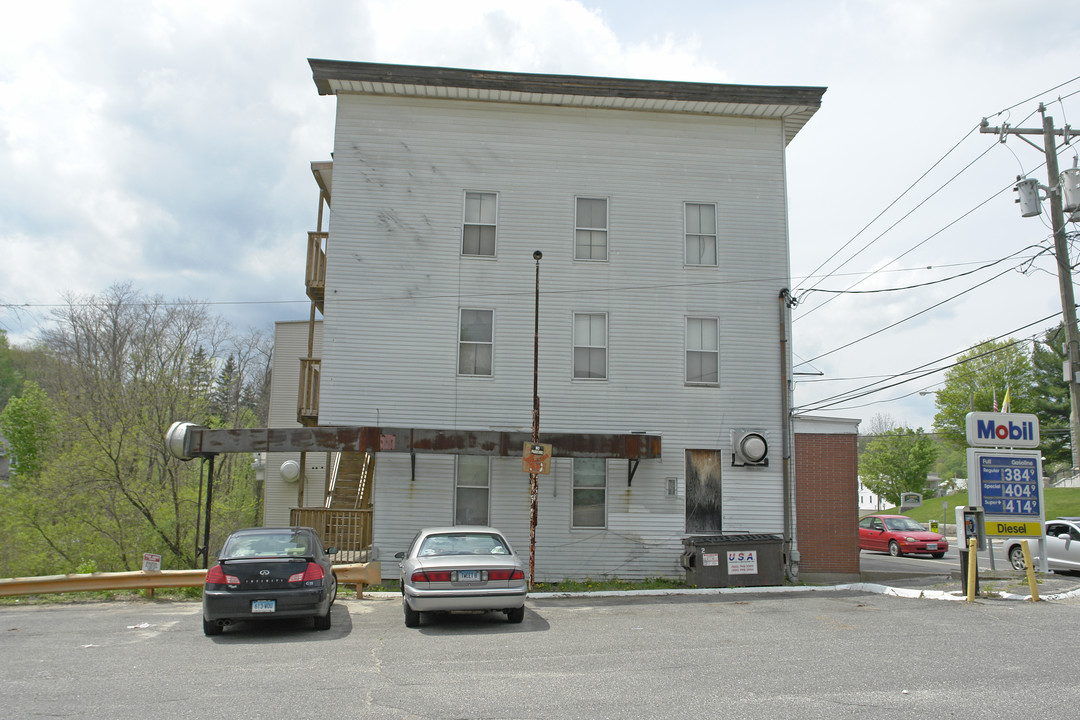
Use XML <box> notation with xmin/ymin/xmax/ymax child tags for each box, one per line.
<box><xmin>858</xmin><ymin>514</ymin><xmax>947</xmax><ymax>558</ymax></box>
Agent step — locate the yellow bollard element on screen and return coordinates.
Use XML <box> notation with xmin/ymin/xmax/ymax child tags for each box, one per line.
<box><xmin>966</xmin><ymin>536</ymin><xmax>978</xmax><ymax>602</ymax></box>
<box><xmin>1021</xmin><ymin>540</ymin><xmax>1039</xmax><ymax>602</ymax></box>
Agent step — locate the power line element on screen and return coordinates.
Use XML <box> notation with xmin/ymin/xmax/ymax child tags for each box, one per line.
<box><xmin>798</xmin><ymin>243</ymin><xmax>1048</xmax><ymax>297</ymax></box>
<box><xmin>799</xmin><ymin>257</ymin><xmax>1043</xmax><ymax>367</ymax></box>
<box><xmin>795</xmin><ymin>311</ymin><xmax>1062</xmax><ymax>414</ymax></box>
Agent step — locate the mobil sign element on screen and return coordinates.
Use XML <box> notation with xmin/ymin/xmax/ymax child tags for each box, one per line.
<box><xmin>965</xmin><ymin>412</ymin><xmax>1040</xmax><ymax>448</ymax></box>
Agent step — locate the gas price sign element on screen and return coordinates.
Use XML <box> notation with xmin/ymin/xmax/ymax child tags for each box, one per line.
<box><xmin>966</xmin><ymin>448</ymin><xmax>1044</xmax><ymax>537</ymax></box>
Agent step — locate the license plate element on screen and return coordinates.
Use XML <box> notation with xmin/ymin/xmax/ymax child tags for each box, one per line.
<box><xmin>251</xmin><ymin>599</ymin><xmax>276</xmax><ymax>613</ymax></box>
<box><xmin>927</xmin><ymin>543</ymin><xmax>938</xmax><ymax>550</ymax></box>
<box><xmin>457</xmin><ymin>570</ymin><xmax>480</xmax><ymax>582</ymax></box>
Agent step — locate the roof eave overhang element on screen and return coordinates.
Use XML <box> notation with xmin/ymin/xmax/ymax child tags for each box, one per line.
<box><xmin>309</xmin><ymin>59</ymin><xmax>825</xmax><ymax>145</ymax></box>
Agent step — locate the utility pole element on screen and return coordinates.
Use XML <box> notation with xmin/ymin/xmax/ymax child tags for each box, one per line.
<box><xmin>529</xmin><ymin>250</ymin><xmax>542</xmax><ymax>591</ymax></box>
<box><xmin>981</xmin><ymin>105</ymin><xmax>1080</xmax><ymax>470</ymax></box>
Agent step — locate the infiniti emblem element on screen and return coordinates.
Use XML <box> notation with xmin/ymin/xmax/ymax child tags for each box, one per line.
<box><xmin>259</xmin><ymin>570</ymin><xmax>270</xmax><ymax>576</ymax></box>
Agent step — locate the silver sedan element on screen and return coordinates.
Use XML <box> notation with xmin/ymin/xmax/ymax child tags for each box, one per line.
<box><xmin>395</xmin><ymin>526</ymin><xmax>527</xmax><ymax>627</ymax></box>
<box><xmin>1002</xmin><ymin>517</ymin><xmax>1080</xmax><ymax>573</ymax></box>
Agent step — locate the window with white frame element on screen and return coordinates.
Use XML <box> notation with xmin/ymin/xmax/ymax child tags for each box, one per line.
<box><xmin>572</xmin><ymin>458</ymin><xmax>607</xmax><ymax>528</ymax></box>
<box><xmin>573</xmin><ymin>313</ymin><xmax>607</xmax><ymax>379</ymax></box>
<box><xmin>684</xmin><ymin>202</ymin><xmax>717</xmax><ymax>266</ymax></box>
<box><xmin>455</xmin><ymin>455</ymin><xmax>490</xmax><ymax>525</ymax></box>
<box><xmin>686</xmin><ymin>317</ymin><xmax>719</xmax><ymax>384</ymax></box>
<box><xmin>575</xmin><ymin>197</ymin><xmax>608</xmax><ymax>260</ymax></box>
<box><xmin>462</xmin><ymin>191</ymin><xmax>498</xmax><ymax>256</ymax></box>
<box><xmin>458</xmin><ymin>309</ymin><xmax>494</xmax><ymax>375</ymax></box>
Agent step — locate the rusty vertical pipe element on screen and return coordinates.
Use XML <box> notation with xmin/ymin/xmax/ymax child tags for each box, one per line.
<box><xmin>529</xmin><ymin>250</ymin><xmax>542</xmax><ymax>591</ymax></box>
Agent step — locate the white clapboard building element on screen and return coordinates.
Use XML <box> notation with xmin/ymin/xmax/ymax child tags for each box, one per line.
<box><xmin>263</xmin><ymin>60</ymin><xmax>827</xmax><ymax>582</ymax></box>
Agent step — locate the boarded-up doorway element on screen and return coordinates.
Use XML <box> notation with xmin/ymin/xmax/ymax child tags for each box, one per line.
<box><xmin>685</xmin><ymin>449</ymin><xmax>722</xmax><ymax>533</ymax></box>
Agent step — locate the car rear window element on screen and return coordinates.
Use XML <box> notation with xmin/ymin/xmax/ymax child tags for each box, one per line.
<box><xmin>224</xmin><ymin>531</ymin><xmax>314</xmax><ymax>558</ymax></box>
<box><xmin>418</xmin><ymin>533</ymin><xmax>509</xmax><ymax>557</ymax></box>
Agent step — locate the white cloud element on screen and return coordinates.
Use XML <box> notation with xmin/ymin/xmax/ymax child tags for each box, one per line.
<box><xmin>1</xmin><ymin>0</ymin><xmax>1078</xmax><ymax>430</ymax></box>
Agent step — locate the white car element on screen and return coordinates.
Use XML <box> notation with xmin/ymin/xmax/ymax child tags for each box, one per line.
<box><xmin>1002</xmin><ymin>517</ymin><xmax>1080</xmax><ymax>573</ymax></box>
<box><xmin>395</xmin><ymin>526</ymin><xmax>527</xmax><ymax>628</ymax></box>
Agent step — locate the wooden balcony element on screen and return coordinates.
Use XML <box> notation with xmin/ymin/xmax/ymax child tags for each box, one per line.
<box><xmin>290</xmin><ymin>507</ymin><xmax>373</xmax><ymax>563</ymax></box>
<box><xmin>297</xmin><ymin>357</ymin><xmax>320</xmax><ymax>427</ymax></box>
<box><xmin>305</xmin><ymin>231</ymin><xmax>327</xmax><ymax>311</ymax></box>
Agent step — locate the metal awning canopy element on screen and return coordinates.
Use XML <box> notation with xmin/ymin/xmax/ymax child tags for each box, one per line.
<box><xmin>181</xmin><ymin>425</ymin><xmax>661</xmax><ymax>460</ymax></box>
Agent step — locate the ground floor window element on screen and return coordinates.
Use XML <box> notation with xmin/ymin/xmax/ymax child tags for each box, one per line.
<box><xmin>572</xmin><ymin>458</ymin><xmax>607</xmax><ymax>528</ymax></box>
<box><xmin>455</xmin><ymin>456</ymin><xmax>490</xmax><ymax>525</ymax></box>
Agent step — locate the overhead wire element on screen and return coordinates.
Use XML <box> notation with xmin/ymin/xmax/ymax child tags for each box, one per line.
<box><xmin>799</xmin><ymin>245</ymin><xmax>1053</xmax><ymax>366</ymax></box>
<box><xmin>795</xmin><ymin>311</ymin><xmax>1061</xmax><ymax>414</ymax></box>
<box><xmin>796</xmin><ymin>77</ymin><xmax>1079</xmax><ymax>317</ymax></box>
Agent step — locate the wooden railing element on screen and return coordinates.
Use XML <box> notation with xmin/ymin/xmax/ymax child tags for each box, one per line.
<box><xmin>306</xmin><ymin>231</ymin><xmax>328</xmax><ymax>309</ymax></box>
<box><xmin>291</xmin><ymin>507</ymin><xmax>373</xmax><ymax>562</ymax></box>
<box><xmin>297</xmin><ymin>357</ymin><xmax>321</xmax><ymax>426</ymax></box>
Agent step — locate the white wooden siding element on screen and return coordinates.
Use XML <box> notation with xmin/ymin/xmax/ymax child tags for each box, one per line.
<box><xmin>319</xmin><ymin>95</ymin><xmax>790</xmax><ymax>579</ymax></box>
<box><xmin>264</xmin><ymin>321</ymin><xmax>325</xmax><ymax>526</ymax></box>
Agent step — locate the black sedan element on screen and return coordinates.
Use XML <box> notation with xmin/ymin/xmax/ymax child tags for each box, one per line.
<box><xmin>202</xmin><ymin>526</ymin><xmax>338</xmax><ymax>636</ymax></box>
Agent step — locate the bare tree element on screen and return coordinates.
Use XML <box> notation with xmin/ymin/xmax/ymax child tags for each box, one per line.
<box><xmin>1</xmin><ymin>283</ymin><xmax>269</xmax><ymax>573</ymax></box>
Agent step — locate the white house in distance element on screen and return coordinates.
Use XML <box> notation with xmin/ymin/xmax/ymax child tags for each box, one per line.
<box><xmin>263</xmin><ymin>60</ymin><xmax>827</xmax><ymax>582</ymax></box>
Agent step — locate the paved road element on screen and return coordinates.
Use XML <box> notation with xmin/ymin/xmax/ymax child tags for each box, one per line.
<box><xmin>859</xmin><ymin>537</ymin><xmax>1039</xmax><ymax>576</ymax></box>
<box><xmin>2</xmin><ymin>590</ymin><xmax>1078</xmax><ymax>719</ymax></box>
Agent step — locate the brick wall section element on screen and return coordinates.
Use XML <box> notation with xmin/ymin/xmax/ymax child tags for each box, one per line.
<box><xmin>795</xmin><ymin>432</ymin><xmax>860</xmax><ymax>575</ymax></box>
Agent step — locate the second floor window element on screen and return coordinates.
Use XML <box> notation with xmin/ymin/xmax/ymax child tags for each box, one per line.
<box><xmin>685</xmin><ymin>203</ymin><xmax>717</xmax><ymax>266</ymax></box>
<box><xmin>462</xmin><ymin>191</ymin><xmax>497</xmax><ymax>256</ymax></box>
<box><xmin>575</xmin><ymin>197</ymin><xmax>608</xmax><ymax>260</ymax></box>
<box><xmin>686</xmin><ymin>317</ymin><xmax>719</xmax><ymax>384</ymax></box>
<box><xmin>459</xmin><ymin>309</ymin><xmax>494</xmax><ymax>375</ymax></box>
<box><xmin>573</xmin><ymin>313</ymin><xmax>607</xmax><ymax>379</ymax></box>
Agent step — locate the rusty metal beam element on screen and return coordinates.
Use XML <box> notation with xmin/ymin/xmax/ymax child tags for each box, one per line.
<box><xmin>183</xmin><ymin>426</ymin><xmax>660</xmax><ymax>460</ymax></box>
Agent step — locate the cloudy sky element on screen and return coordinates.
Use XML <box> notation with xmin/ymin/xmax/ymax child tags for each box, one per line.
<box><xmin>2</xmin><ymin>0</ymin><xmax>1079</xmax><ymax>431</ymax></box>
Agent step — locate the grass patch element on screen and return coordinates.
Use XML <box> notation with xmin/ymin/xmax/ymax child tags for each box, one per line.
<box><xmin>533</xmin><ymin>577</ymin><xmax>689</xmax><ymax>593</ymax></box>
<box><xmin>876</xmin><ymin>487</ymin><xmax>1080</xmax><ymax>525</ymax></box>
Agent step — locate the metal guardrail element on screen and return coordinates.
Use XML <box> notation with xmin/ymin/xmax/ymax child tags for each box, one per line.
<box><xmin>0</xmin><ymin>562</ymin><xmax>382</xmax><ymax>598</ymax></box>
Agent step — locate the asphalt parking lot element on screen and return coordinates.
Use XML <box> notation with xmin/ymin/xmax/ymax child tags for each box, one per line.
<box><xmin>2</xmin><ymin>581</ymin><xmax>1079</xmax><ymax>719</ymax></box>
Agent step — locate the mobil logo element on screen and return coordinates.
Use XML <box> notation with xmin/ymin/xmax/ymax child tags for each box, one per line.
<box><xmin>965</xmin><ymin>412</ymin><xmax>1040</xmax><ymax>448</ymax></box>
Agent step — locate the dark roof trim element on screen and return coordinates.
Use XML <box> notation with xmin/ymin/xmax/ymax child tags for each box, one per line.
<box><xmin>308</xmin><ymin>59</ymin><xmax>825</xmax><ymax>144</ymax></box>
<box><xmin>309</xmin><ymin>58</ymin><xmax>825</xmax><ymax>107</ymax></box>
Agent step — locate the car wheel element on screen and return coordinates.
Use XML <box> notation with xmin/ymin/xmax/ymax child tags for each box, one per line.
<box><xmin>1009</xmin><ymin>545</ymin><xmax>1027</xmax><ymax>571</ymax></box>
<box><xmin>313</xmin><ymin>607</ymin><xmax>332</xmax><ymax>631</ymax></box>
<box><xmin>931</xmin><ymin>552</ymin><xmax>945</xmax><ymax>559</ymax></box>
<box><xmin>403</xmin><ymin>599</ymin><xmax>420</xmax><ymax>628</ymax></box>
<box><xmin>329</xmin><ymin>573</ymin><xmax>338</xmax><ymax>605</ymax></box>
<box><xmin>506</xmin><ymin>606</ymin><xmax>525</xmax><ymax>624</ymax></box>
<box><xmin>888</xmin><ymin>540</ymin><xmax>903</xmax><ymax>557</ymax></box>
<box><xmin>203</xmin><ymin>618</ymin><xmax>223</xmax><ymax>636</ymax></box>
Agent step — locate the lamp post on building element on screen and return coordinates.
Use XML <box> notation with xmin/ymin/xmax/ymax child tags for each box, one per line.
<box><xmin>529</xmin><ymin>250</ymin><xmax>542</xmax><ymax>591</ymax></box>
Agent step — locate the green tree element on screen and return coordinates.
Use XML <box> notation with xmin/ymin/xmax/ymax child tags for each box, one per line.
<box><xmin>1031</xmin><ymin>323</ymin><xmax>1071</xmax><ymax>472</ymax></box>
<box><xmin>0</xmin><ymin>330</ymin><xmax>20</xmax><ymax>408</ymax></box>
<box><xmin>0</xmin><ymin>283</ymin><xmax>271</xmax><ymax>577</ymax></box>
<box><xmin>859</xmin><ymin>426</ymin><xmax>939</xmax><ymax>506</ymax></box>
<box><xmin>932</xmin><ymin>338</ymin><xmax>1034</xmax><ymax>450</ymax></box>
<box><xmin>0</xmin><ymin>380</ymin><xmax>56</xmax><ymax>479</ymax></box>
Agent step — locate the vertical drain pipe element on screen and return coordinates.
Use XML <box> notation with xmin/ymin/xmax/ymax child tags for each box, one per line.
<box><xmin>778</xmin><ymin>289</ymin><xmax>797</xmax><ymax>581</ymax></box>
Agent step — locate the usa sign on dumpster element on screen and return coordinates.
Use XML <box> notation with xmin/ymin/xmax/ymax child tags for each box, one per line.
<box><xmin>727</xmin><ymin>550</ymin><xmax>758</xmax><ymax>575</ymax></box>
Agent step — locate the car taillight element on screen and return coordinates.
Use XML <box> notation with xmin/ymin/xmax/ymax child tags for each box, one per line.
<box><xmin>487</xmin><ymin>569</ymin><xmax>525</xmax><ymax>581</ymax></box>
<box><xmin>289</xmin><ymin>562</ymin><xmax>325</xmax><ymax>583</ymax></box>
<box><xmin>206</xmin><ymin>565</ymin><xmax>239</xmax><ymax>585</ymax></box>
<box><xmin>411</xmin><ymin>570</ymin><xmax>452</xmax><ymax>582</ymax></box>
